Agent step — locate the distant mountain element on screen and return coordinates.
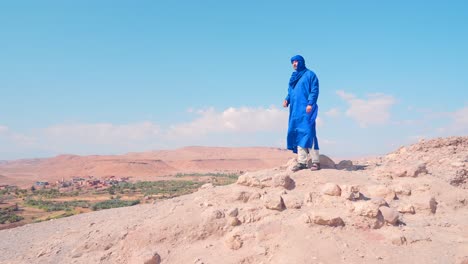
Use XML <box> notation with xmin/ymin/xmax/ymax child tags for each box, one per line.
<box><xmin>0</xmin><ymin>146</ymin><xmax>294</xmax><ymax>187</ymax></box>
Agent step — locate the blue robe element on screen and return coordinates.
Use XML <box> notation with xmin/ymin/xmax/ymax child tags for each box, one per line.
<box><xmin>285</xmin><ymin>59</ymin><xmax>319</xmax><ymax>154</ymax></box>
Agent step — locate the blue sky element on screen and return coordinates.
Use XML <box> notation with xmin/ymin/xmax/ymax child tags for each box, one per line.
<box><xmin>0</xmin><ymin>1</ymin><xmax>467</xmax><ymax>160</ymax></box>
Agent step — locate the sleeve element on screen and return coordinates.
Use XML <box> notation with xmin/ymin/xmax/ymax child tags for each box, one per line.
<box><xmin>307</xmin><ymin>74</ymin><xmax>319</xmax><ymax>106</ymax></box>
<box><xmin>285</xmin><ymin>85</ymin><xmax>291</xmax><ymax>103</ymax></box>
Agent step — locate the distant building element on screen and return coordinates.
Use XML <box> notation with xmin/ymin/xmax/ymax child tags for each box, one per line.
<box><xmin>35</xmin><ymin>181</ymin><xmax>49</xmax><ymax>186</ymax></box>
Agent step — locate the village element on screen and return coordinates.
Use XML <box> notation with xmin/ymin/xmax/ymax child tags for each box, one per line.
<box><xmin>1</xmin><ymin>175</ymin><xmax>131</xmax><ymax>193</ymax></box>
<box><xmin>33</xmin><ymin>175</ymin><xmax>132</xmax><ymax>190</ymax></box>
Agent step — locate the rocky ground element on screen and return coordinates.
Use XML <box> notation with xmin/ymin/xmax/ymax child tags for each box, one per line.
<box><xmin>0</xmin><ymin>137</ymin><xmax>467</xmax><ymax>264</ymax></box>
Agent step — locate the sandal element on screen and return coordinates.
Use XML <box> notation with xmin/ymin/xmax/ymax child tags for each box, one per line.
<box><xmin>291</xmin><ymin>163</ymin><xmax>307</xmax><ymax>172</ymax></box>
<box><xmin>310</xmin><ymin>163</ymin><xmax>321</xmax><ymax>171</ymax></box>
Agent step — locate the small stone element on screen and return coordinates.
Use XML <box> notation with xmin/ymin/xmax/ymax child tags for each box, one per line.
<box><xmin>304</xmin><ymin>192</ymin><xmax>313</xmax><ymax>204</ymax></box>
<box><xmin>341</xmin><ymin>185</ymin><xmax>361</xmax><ymax>201</ymax></box>
<box><xmin>225</xmin><ymin>234</ymin><xmax>243</xmax><ymax>250</ymax></box>
<box><xmin>264</xmin><ymin>194</ymin><xmax>286</xmax><ymax>211</ymax></box>
<box><xmin>229</xmin><ymin>217</ymin><xmax>241</xmax><ymax>226</ymax></box>
<box><xmin>302</xmin><ymin>213</ymin><xmax>311</xmax><ymax>224</ymax></box>
<box><xmin>379</xmin><ymin>206</ymin><xmax>399</xmax><ymax>225</ymax></box>
<box><xmin>312</xmin><ymin>214</ymin><xmax>345</xmax><ymax>227</ymax></box>
<box><xmin>227</xmin><ymin>208</ymin><xmax>238</xmax><ymax>217</ymax></box>
<box><xmin>397</xmin><ymin>204</ymin><xmax>415</xmax><ymax>214</ymax></box>
<box><xmin>393</xmin><ymin>185</ymin><xmax>411</xmax><ymax>196</ymax></box>
<box><xmin>321</xmin><ymin>183</ymin><xmax>342</xmax><ymax>196</ymax></box>
<box><xmin>144</xmin><ymin>253</ymin><xmax>161</xmax><ymax>264</ymax></box>
<box><xmin>391</xmin><ymin>236</ymin><xmax>407</xmax><ymax>246</ymax></box>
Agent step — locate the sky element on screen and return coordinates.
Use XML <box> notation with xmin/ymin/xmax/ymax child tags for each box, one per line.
<box><xmin>0</xmin><ymin>1</ymin><xmax>467</xmax><ymax>160</ymax></box>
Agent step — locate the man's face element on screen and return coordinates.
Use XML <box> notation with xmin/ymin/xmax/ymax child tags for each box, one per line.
<box><xmin>292</xmin><ymin>60</ymin><xmax>298</xmax><ymax>70</ymax></box>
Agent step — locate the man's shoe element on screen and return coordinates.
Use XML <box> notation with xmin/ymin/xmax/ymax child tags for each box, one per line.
<box><xmin>292</xmin><ymin>163</ymin><xmax>307</xmax><ymax>172</ymax></box>
<box><xmin>310</xmin><ymin>163</ymin><xmax>321</xmax><ymax>171</ymax></box>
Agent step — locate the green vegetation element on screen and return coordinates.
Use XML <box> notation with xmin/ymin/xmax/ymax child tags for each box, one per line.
<box><xmin>108</xmin><ymin>180</ymin><xmax>204</xmax><ymax>197</ymax></box>
<box><xmin>25</xmin><ymin>199</ymin><xmax>90</xmax><ymax>212</ymax></box>
<box><xmin>0</xmin><ymin>207</ymin><xmax>23</xmax><ymax>224</ymax></box>
<box><xmin>91</xmin><ymin>198</ymin><xmax>140</xmax><ymax>211</ymax></box>
<box><xmin>175</xmin><ymin>172</ymin><xmax>239</xmax><ymax>178</ymax></box>
<box><xmin>174</xmin><ymin>172</ymin><xmax>239</xmax><ymax>186</ymax></box>
<box><xmin>33</xmin><ymin>188</ymin><xmax>79</xmax><ymax>198</ymax></box>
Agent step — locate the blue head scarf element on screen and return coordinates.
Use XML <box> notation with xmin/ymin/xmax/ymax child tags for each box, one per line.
<box><xmin>289</xmin><ymin>55</ymin><xmax>308</xmax><ymax>88</ymax></box>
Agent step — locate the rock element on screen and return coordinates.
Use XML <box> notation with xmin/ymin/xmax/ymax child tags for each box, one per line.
<box><xmin>234</xmin><ymin>191</ymin><xmax>260</xmax><ymax>203</ymax></box>
<box><xmin>203</xmin><ymin>209</ymin><xmax>225</xmax><ymax>220</ymax></box>
<box><xmin>143</xmin><ymin>252</ymin><xmax>161</xmax><ymax>264</ymax></box>
<box><xmin>366</xmin><ymin>185</ymin><xmax>395</xmax><ymax>203</ymax></box>
<box><xmin>229</xmin><ymin>217</ymin><xmax>241</xmax><ymax>226</ymax></box>
<box><xmin>450</xmin><ymin>169</ymin><xmax>467</xmax><ymax>187</ymax></box>
<box><xmin>227</xmin><ymin>208</ymin><xmax>238</xmax><ymax>217</ymax></box>
<box><xmin>321</xmin><ymin>183</ymin><xmax>342</xmax><ymax>196</ymax></box>
<box><xmin>200</xmin><ymin>183</ymin><xmax>214</xmax><ymax>189</ymax></box>
<box><xmin>429</xmin><ymin>197</ymin><xmax>438</xmax><ymax>214</ymax></box>
<box><xmin>407</xmin><ymin>162</ymin><xmax>428</xmax><ymax>177</ymax></box>
<box><xmin>336</xmin><ymin>160</ymin><xmax>354</xmax><ymax>170</ymax></box>
<box><xmin>310</xmin><ymin>213</ymin><xmax>345</xmax><ymax>227</ymax></box>
<box><xmin>379</xmin><ymin>206</ymin><xmax>399</xmax><ymax>225</ymax></box>
<box><xmin>391</xmin><ymin>236</ymin><xmax>407</xmax><ymax>246</ymax></box>
<box><xmin>264</xmin><ymin>194</ymin><xmax>286</xmax><ymax>211</ymax></box>
<box><xmin>304</xmin><ymin>192</ymin><xmax>314</xmax><ymax>204</ymax></box>
<box><xmin>353</xmin><ymin>198</ymin><xmax>387</xmax><ymax>218</ymax></box>
<box><xmin>236</xmin><ymin>172</ymin><xmax>268</xmax><ymax>188</ymax></box>
<box><xmin>397</xmin><ymin>204</ymin><xmax>415</xmax><ymax>214</ymax></box>
<box><xmin>282</xmin><ymin>194</ymin><xmax>303</xmax><ymax>209</ymax></box>
<box><xmin>237</xmin><ymin>170</ymin><xmax>294</xmax><ymax>189</ymax></box>
<box><xmin>319</xmin><ymin>154</ymin><xmax>336</xmax><ymax>169</ymax></box>
<box><xmin>393</xmin><ymin>184</ymin><xmax>412</xmax><ymax>196</ymax></box>
<box><xmin>341</xmin><ymin>185</ymin><xmax>362</xmax><ymax>201</ymax></box>
<box><xmin>225</xmin><ymin>234</ymin><xmax>243</xmax><ymax>250</ymax></box>
<box><xmin>302</xmin><ymin>213</ymin><xmax>311</xmax><ymax>224</ymax></box>
<box><xmin>272</xmin><ymin>173</ymin><xmax>294</xmax><ymax>189</ymax></box>
<box><xmin>411</xmin><ymin>195</ymin><xmax>438</xmax><ymax>214</ymax></box>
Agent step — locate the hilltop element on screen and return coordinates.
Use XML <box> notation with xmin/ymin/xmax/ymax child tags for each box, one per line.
<box><xmin>0</xmin><ymin>137</ymin><xmax>467</xmax><ymax>264</ymax></box>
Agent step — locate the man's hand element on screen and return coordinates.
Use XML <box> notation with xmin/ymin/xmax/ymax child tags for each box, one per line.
<box><xmin>283</xmin><ymin>100</ymin><xmax>289</xmax><ymax>108</ymax></box>
<box><xmin>306</xmin><ymin>105</ymin><xmax>312</xmax><ymax>113</ymax></box>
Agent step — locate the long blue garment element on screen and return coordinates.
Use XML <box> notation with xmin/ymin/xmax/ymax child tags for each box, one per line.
<box><xmin>285</xmin><ymin>55</ymin><xmax>319</xmax><ymax>154</ymax></box>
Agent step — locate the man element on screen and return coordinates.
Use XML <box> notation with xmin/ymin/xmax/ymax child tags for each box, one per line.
<box><xmin>283</xmin><ymin>55</ymin><xmax>320</xmax><ymax>172</ymax></box>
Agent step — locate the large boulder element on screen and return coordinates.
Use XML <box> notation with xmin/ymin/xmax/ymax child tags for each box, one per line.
<box><xmin>321</xmin><ymin>183</ymin><xmax>342</xmax><ymax>196</ymax></box>
<box><xmin>379</xmin><ymin>206</ymin><xmax>399</xmax><ymax>225</ymax></box>
<box><xmin>336</xmin><ymin>160</ymin><xmax>355</xmax><ymax>170</ymax></box>
<box><xmin>237</xmin><ymin>171</ymin><xmax>294</xmax><ymax>189</ymax></box>
<box><xmin>314</xmin><ymin>154</ymin><xmax>336</xmax><ymax>169</ymax></box>
<box><xmin>352</xmin><ymin>198</ymin><xmax>388</xmax><ymax>218</ymax></box>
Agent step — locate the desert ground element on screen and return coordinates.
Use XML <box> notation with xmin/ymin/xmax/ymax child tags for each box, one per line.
<box><xmin>0</xmin><ymin>137</ymin><xmax>467</xmax><ymax>264</ymax></box>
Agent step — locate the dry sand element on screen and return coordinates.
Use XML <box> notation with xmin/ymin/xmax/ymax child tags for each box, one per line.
<box><xmin>0</xmin><ymin>137</ymin><xmax>467</xmax><ymax>264</ymax></box>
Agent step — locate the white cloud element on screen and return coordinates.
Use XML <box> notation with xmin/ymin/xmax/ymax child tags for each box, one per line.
<box><xmin>42</xmin><ymin>122</ymin><xmax>161</xmax><ymax>150</ymax></box>
<box><xmin>0</xmin><ymin>125</ymin><xmax>8</xmax><ymax>133</ymax></box>
<box><xmin>0</xmin><ymin>106</ymin><xmax>294</xmax><ymax>159</ymax></box>
<box><xmin>437</xmin><ymin>106</ymin><xmax>468</xmax><ymax>135</ymax></box>
<box><xmin>324</xmin><ymin>108</ymin><xmax>340</xmax><ymax>117</ymax></box>
<box><xmin>168</xmin><ymin>106</ymin><xmax>288</xmax><ymax>138</ymax></box>
<box><xmin>336</xmin><ymin>90</ymin><xmax>396</xmax><ymax>127</ymax></box>
<box><xmin>453</xmin><ymin>106</ymin><xmax>468</xmax><ymax>130</ymax></box>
